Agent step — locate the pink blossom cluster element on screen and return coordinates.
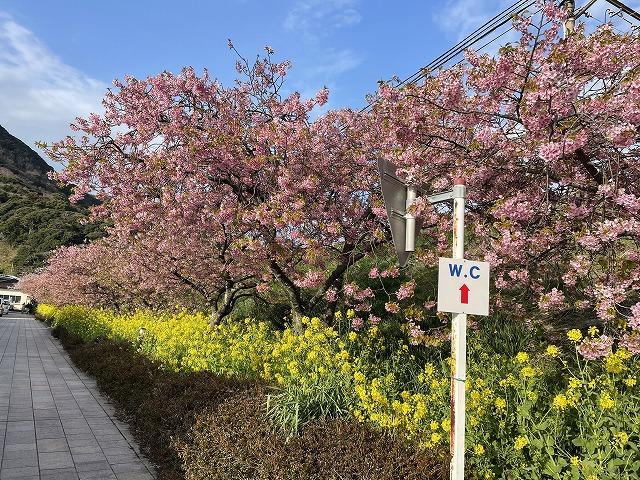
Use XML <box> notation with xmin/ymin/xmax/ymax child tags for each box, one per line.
<box><xmin>351</xmin><ymin>317</ymin><xmax>364</xmax><ymax>331</ymax></box>
<box><xmin>628</xmin><ymin>303</ymin><xmax>640</xmax><ymax>330</ymax></box>
<box><xmin>407</xmin><ymin>320</ymin><xmax>423</xmax><ymax>346</ymax></box>
<box><xmin>577</xmin><ymin>335</ymin><xmax>614</xmax><ymax>360</ymax></box>
<box><xmin>538</xmin><ymin>288</ymin><xmax>566</xmax><ymax>313</ymax></box>
<box><xmin>396</xmin><ymin>280</ymin><xmax>416</xmax><ymax>300</ymax></box>
<box><xmin>294</xmin><ymin>271</ymin><xmax>325</xmax><ymax>289</ymax></box>
<box><xmin>385</xmin><ymin>302</ymin><xmax>400</xmax><ymax>314</ymax></box>
<box><xmin>325</xmin><ymin>288</ymin><xmax>338</xmax><ymax>303</ymax></box>
<box><xmin>619</xmin><ymin>333</ymin><xmax>640</xmax><ymax>355</ymax></box>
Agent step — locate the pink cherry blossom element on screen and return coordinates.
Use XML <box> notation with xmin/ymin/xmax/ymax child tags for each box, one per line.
<box><xmin>577</xmin><ymin>335</ymin><xmax>614</xmax><ymax>360</ymax></box>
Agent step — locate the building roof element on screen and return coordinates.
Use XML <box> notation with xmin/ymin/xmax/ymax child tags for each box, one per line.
<box><xmin>0</xmin><ymin>275</ymin><xmax>19</xmax><ymax>287</ymax></box>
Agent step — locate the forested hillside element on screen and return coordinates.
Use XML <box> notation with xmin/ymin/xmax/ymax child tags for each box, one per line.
<box><xmin>0</xmin><ymin>124</ymin><xmax>102</xmax><ymax>274</ymax></box>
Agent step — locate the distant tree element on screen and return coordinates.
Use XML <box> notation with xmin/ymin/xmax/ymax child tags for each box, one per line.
<box><xmin>20</xmin><ymin>240</ymin><xmax>130</xmax><ymax>308</ymax></box>
<box><xmin>0</xmin><ymin>190</ymin><xmax>103</xmax><ymax>273</ymax></box>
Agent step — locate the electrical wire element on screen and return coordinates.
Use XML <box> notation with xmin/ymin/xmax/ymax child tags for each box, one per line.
<box><xmin>396</xmin><ymin>0</ymin><xmax>535</xmax><ymax>86</ymax></box>
<box><xmin>603</xmin><ymin>0</ymin><xmax>640</xmax><ymax>22</ymax></box>
<box><xmin>351</xmin><ymin>0</ymin><xmax>637</xmax><ymax>119</ymax></box>
<box><xmin>356</xmin><ymin>0</ymin><xmax>550</xmax><ymax>115</ymax></box>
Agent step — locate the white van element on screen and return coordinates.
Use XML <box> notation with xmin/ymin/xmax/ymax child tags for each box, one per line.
<box><xmin>0</xmin><ymin>289</ymin><xmax>32</xmax><ymax>312</ymax></box>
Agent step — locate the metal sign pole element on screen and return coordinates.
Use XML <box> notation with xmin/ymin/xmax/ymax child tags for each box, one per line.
<box><xmin>405</xmin><ymin>186</ymin><xmax>417</xmax><ymax>252</ymax></box>
<box><xmin>378</xmin><ymin>160</ymin><xmax>485</xmax><ymax>480</ymax></box>
<box><xmin>450</xmin><ymin>178</ymin><xmax>466</xmax><ymax>480</ymax></box>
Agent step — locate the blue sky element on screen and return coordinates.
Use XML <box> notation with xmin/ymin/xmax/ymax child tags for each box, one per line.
<box><xmin>0</xmin><ymin>0</ymin><xmax>637</xmax><ymax>164</ymax></box>
<box><xmin>0</xmin><ymin>0</ymin><xmax>515</xmax><ymax>162</ymax></box>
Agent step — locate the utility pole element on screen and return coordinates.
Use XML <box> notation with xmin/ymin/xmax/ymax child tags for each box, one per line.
<box><xmin>564</xmin><ymin>0</ymin><xmax>576</xmax><ymax>36</ymax></box>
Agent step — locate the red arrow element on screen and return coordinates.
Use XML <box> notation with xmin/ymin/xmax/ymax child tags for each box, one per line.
<box><xmin>460</xmin><ymin>284</ymin><xmax>470</xmax><ymax>304</ymax></box>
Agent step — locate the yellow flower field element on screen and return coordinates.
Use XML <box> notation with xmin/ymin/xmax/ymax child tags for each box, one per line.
<box><xmin>37</xmin><ymin>304</ymin><xmax>640</xmax><ymax>480</ymax></box>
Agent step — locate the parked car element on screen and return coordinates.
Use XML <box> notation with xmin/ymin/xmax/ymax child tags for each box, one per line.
<box><xmin>0</xmin><ymin>299</ymin><xmax>9</xmax><ymax>316</ymax></box>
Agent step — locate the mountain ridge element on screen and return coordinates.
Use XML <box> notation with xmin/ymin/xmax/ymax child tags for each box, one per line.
<box><xmin>0</xmin><ymin>124</ymin><xmax>60</xmax><ymax>194</ymax></box>
<box><xmin>0</xmin><ymin>124</ymin><xmax>103</xmax><ymax>274</ymax></box>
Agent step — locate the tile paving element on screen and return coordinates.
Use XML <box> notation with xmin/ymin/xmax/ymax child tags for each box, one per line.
<box><xmin>0</xmin><ymin>313</ymin><xmax>156</xmax><ymax>480</ymax></box>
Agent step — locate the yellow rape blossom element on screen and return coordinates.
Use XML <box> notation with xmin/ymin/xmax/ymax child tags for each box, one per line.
<box><xmin>599</xmin><ymin>391</ymin><xmax>615</xmax><ymax>409</ymax></box>
<box><xmin>520</xmin><ymin>366</ymin><xmax>536</xmax><ymax>378</ymax></box>
<box><xmin>567</xmin><ymin>329</ymin><xmax>582</xmax><ymax>342</ymax></box>
<box><xmin>514</xmin><ymin>436</ymin><xmax>529</xmax><ymax>451</ymax></box>
<box><xmin>424</xmin><ymin>363</ymin><xmax>435</xmax><ymax>377</ymax></box>
<box><xmin>37</xmin><ymin>303</ymin><xmax>640</xmax><ymax>468</ymax></box>
<box><xmin>500</xmin><ymin>374</ymin><xmax>517</xmax><ymax>388</ymax></box>
<box><xmin>552</xmin><ymin>393</ymin><xmax>568</xmax><ymax>410</ymax></box>
<box><xmin>605</xmin><ymin>351</ymin><xmax>627</xmax><ymax>374</ymax></box>
<box><xmin>353</xmin><ymin>371</ymin><xmax>366</xmax><ymax>383</ymax></box>
<box><xmin>614</xmin><ymin>431</ymin><xmax>629</xmax><ymax>447</ymax></box>
<box><xmin>441</xmin><ymin>419</ymin><xmax>451</xmax><ymax>432</ymax></box>
<box><xmin>568</xmin><ymin>377</ymin><xmax>581</xmax><ymax>389</ymax></box>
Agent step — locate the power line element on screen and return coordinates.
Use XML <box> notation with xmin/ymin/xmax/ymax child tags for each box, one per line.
<box><xmin>357</xmin><ymin>0</ymin><xmax>547</xmax><ymax>115</ymax></box>
<box><xmin>450</xmin><ymin>0</ymin><xmax>599</xmax><ymax>69</ymax></box>
<box><xmin>396</xmin><ymin>0</ymin><xmax>536</xmax><ymax>87</ymax></box>
<box><xmin>603</xmin><ymin>0</ymin><xmax>640</xmax><ymax>22</ymax></box>
<box><xmin>352</xmin><ymin>0</ymin><xmax>638</xmax><ymax>119</ymax></box>
<box><xmin>582</xmin><ymin>0</ymin><xmax>640</xmax><ymax>35</ymax></box>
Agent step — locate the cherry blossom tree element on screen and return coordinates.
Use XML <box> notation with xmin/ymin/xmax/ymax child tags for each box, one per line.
<box><xmin>45</xmin><ymin>46</ymin><xmax>381</xmax><ymax>329</ymax></box>
<box><xmin>37</xmin><ymin>1</ymin><xmax>640</xmax><ymax>347</ymax></box>
<box><xmin>365</xmin><ymin>3</ymin><xmax>640</xmax><ymax>339</ymax></box>
<box><xmin>19</xmin><ymin>239</ymin><xmax>147</xmax><ymax>308</ymax></box>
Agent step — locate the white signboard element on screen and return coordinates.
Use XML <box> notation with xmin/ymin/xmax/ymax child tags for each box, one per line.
<box><xmin>437</xmin><ymin>258</ymin><xmax>489</xmax><ymax>316</ymax></box>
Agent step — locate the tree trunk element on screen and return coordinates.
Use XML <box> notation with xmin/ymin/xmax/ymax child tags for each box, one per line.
<box><xmin>290</xmin><ymin>306</ymin><xmax>305</xmax><ymax>335</ymax></box>
<box><xmin>209</xmin><ymin>288</ymin><xmax>233</xmax><ymax>327</ymax></box>
<box><xmin>209</xmin><ymin>309</ymin><xmax>223</xmax><ymax>327</ymax></box>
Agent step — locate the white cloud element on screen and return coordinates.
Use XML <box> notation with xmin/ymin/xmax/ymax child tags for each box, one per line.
<box><xmin>433</xmin><ymin>0</ymin><xmax>515</xmax><ymax>39</ymax></box>
<box><xmin>307</xmin><ymin>48</ymin><xmax>361</xmax><ymax>77</ymax></box>
<box><xmin>284</xmin><ymin>0</ymin><xmax>361</xmax><ymax>38</ymax></box>
<box><xmin>0</xmin><ymin>13</ymin><xmax>107</xmax><ymax>165</ymax></box>
<box><xmin>283</xmin><ymin>1</ymin><xmax>363</xmax><ymax>99</ymax></box>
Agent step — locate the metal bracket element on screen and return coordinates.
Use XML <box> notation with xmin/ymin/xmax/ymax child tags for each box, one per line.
<box><xmin>426</xmin><ymin>190</ymin><xmax>455</xmax><ymax>205</ymax></box>
<box><xmin>381</xmin><ymin>170</ymin><xmax>458</xmax><ymax>207</ymax></box>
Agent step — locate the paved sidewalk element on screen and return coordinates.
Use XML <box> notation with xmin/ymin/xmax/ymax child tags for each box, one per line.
<box><xmin>0</xmin><ymin>313</ymin><xmax>156</xmax><ymax>480</ymax></box>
